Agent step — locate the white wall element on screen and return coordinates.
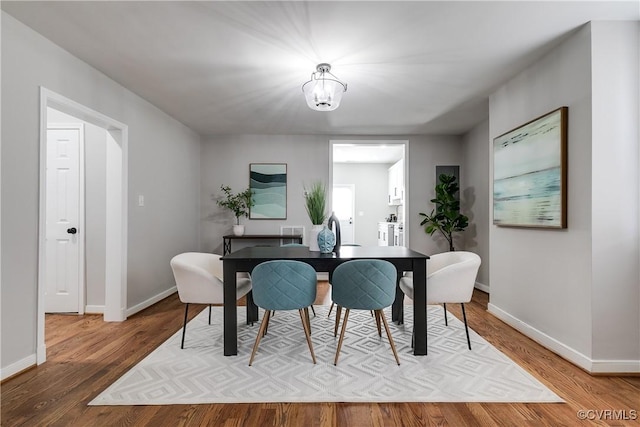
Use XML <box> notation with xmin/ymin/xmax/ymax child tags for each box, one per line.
<box><xmin>201</xmin><ymin>134</ymin><xmax>463</xmax><ymax>256</ymax></box>
<box><xmin>488</xmin><ymin>22</ymin><xmax>639</xmax><ymax>372</ymax></box>
<box><xmin>333</xmin><ymin>163</ymin><xmax>395</xmax><ymax>246</ymax></box>
<box><xmin>406</xmin><ymin>135</ymin><xmax>464</xmax><ymax>255</ymax></box>
<box><xmin>200</xmin><ymin>135</ymin><xmax>330</xmax><ymax>253</ymax></box>
<box><xmin>461</xmin><ymin>119</ymin><xmax>490</xmax><ymax>289</ymax></box>
<box><xmin>589</xmin><ymin>21</ymin><xmax>639</xmax><ymax>362</ymax></box>
<box><xmin>1</xmin><ymin>12</ymin><xmax>201</xmax><ymax>376</ymax></box>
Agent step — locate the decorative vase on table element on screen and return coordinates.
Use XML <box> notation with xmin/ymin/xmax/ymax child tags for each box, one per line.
<box><xmin>327</xmin><ymin>211</ymin><xmax>341</xmax><ymax>253</ymax></box>
<box><xmin>317</xmin><ymin>226</ymin><xmax>336</xmax><ymax>254</ymax></box>
<box><xmin>233</xmin><ymin>224</ymin><xmax>245</xmax><ymax>236</ymax></box>
<box><xmin>309</xmin><ymin>224</ymin><xmax>323</xmax><ymax>251</ymax></box>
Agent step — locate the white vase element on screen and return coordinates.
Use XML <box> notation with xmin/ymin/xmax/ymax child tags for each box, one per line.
<box><xmin>309</xmin><ymin>224</ymin><xmax>323</xmax><ymax>251</ymax></box>
<box><xmin>233</xmin><ymin>224</ymin><xmax>245</xmax><ymax>236</ymax></box>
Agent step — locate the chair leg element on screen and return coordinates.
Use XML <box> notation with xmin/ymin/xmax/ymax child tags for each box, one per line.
<box><xmin>310</xmin><ymin>305</ymin><xmax>316</xmax><ymax>317</ymax></box>
<box><xmin>443</xmin><ymin>303</ymin><xmax>448</xmax><ymax>326</ymax></box>
<box><xmin>304</xmin><ymin>307</ymin><xmax>312</xmax><ymax>335</ymax></box>
<box><xmin>334</xmin><ymin>305</ymin><xmax>342</xmax><ymax>337</ymax></box>
<box><xmin>263</xmin><ymin>309</ymin><xmax>271</xmax><ymax>336</ymax></box>
<box><xmin>461</xmin><ymin>303</ymin><xmax>471</xmax><ymax>350</ymax></box>
<box><xmin>334</xmin><ymin>309</ymin><xmax>350</xmax><ymax>365</ymax></box>
<box><xmin>208</xmin><ymin>304</ymin><xmax>212</xmax><ymax>325</ymax></box>
<box><xmin>249</xmin><ymin>310</ymin><xmax>271</xmax><ymax>366</ymax></box>
<box><xmin>299</xmin><ymin>309</ymin><xmax>317</xmax><ymax>364</ymax></box>
<box><xmin>181</xmin><ymin>304</ymin><xmax>189</xmax><ymax>349</ymax></box>
<box><xmin>328</xmin><ymin>302</ymin><xmax>334</xmax><ymax>317</ymax></box>
<box><xmin>374</xmin><ymin>310</ymin><xmax>382</xmax><ymax>337</ymax></box>
<box><xmin>379</xmin><ymin>309</ymin><xmax>400</xmax><ymax>365</ymax></box>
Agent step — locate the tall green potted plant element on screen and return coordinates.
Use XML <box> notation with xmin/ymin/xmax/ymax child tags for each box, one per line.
<box><xmin>419</xmin><ymin>174</ymin><xmax>469</xmax><ymax>251</ymax></box>
<box><xmin>216</xmin><ymin>184</ymin><xmax>254</xmax><ymax>236</ymax></box>
<box><xmin>304</xmin><ymin>181</ymin><xmax>327</xmax><ymax>251</ymax></box>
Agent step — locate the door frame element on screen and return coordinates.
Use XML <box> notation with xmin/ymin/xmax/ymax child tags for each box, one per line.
<box><xmin>329</xmin><ymin>139</ymin><xmax>409</xmax><ymax>248</ymax></box>
<box><xmin>45</xmin><ymin>123</ymin><xmax>86</xmax><ymax>315</ymax></box>
<box><xmin>37</xmin><ymin>87</ymin><xmax>129</xmax><ymax>364</ymax></box>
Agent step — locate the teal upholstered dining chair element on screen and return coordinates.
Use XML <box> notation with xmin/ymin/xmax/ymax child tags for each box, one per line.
<box><xmin>280</xmin><ymin>243</ymin><xmax>316</xmax><ymax>317</ymax></box>
<box><xmin>249</xmin><ymin>260</ymin><xmax>318</xmax><ymax>366</ymax></box>
<box><xmin>330</xmin><ymin>259</ymin><xmax>400</xmax><ymax>366</ymax></box>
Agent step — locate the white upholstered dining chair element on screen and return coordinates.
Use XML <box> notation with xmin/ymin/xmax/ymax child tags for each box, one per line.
<box><xmin>170</xmin><ymin>252</ymin><xmax>252</xmax><ymax>349</ymax></box>
<box><xmin>399</xmin><ymin>251</ymin><xmax>481</xmax><ymax>350</ymax></box>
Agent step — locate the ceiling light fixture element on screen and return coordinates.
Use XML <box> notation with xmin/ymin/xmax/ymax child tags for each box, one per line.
<box><xmin>302</xmin><ymin>63</ymin><xmax>347</xmax><ymax>112</ymax></box>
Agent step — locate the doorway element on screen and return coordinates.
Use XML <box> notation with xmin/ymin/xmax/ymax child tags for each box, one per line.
<box><xmin>37</xmin><ymin>87</ymin><xmax>129</xmax><ymax>364</ymax></box>
<box><xmin>329</xmin><ymin>140</ymin><xmax>408</xmax><ymax>247</ymax></box>
<box><xmin>45</xmin><ymin>123</ymin><xmax>85</xmax><ymax>314</ymax></box>
<box><xmin>332</xmin><ymin>184</ymin><xmax>355</xmax><ymax>244</ymax></box>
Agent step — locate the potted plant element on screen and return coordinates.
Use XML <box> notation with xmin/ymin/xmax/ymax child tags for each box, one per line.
<box><xmin>304</xmin><ymin>181</ymin><xmax>327</xmax><ymax>251</ymax></box>
<box><xmin>216</xmin><ymin>184</ymin><xmax>254</xmax><ymax>236</ymax></box>
<box><xmin>419</xmin><ymin>174</ymin><xmax>469</xmax><ymax>251</ymax></box>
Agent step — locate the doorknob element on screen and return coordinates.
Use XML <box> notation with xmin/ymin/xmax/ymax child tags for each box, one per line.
<box><xmin>67</xmin><ymin>227</ymin><xmax>77</xmax><ymax>234</ymax></box>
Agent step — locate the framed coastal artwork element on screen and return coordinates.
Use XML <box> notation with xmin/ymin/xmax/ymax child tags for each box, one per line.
<box><xmin>493</xmin><ymin>107</ymin><xmax>568</xmax><ymax>228</ymax></box>
<box><xmin>249</xmin><ymin>163</ymin><xmax>287</xmax><ymax>219</ymax></box>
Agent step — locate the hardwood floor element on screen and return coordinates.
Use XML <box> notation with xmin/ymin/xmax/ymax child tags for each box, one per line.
<box><xmin>2</xmin><ymin>283</ymin><xmax>639</xmax><ymax>426</ymax></box>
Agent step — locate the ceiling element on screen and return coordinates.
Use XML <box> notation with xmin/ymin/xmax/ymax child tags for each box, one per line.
<box><xmin>2</xmin><ymin>1</ymin><xmax>638</xmax><ymax>137</ymax></box>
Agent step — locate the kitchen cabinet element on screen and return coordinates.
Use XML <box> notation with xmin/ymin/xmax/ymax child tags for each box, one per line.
<box><xmin>378</xmin><ymin>222</ymin><xmax>394</xmax><ymax>246</ymax></box>
<box><xmin>388</xmin><ymin>159</ymin><xmax>404</xmax><ymax>206</ymax></box>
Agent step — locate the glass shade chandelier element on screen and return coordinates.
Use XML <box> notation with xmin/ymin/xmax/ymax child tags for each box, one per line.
<box><xmin>302</xmin><ymin>63</ymin><xmax>347</xmax><ymax>111</ymax></box>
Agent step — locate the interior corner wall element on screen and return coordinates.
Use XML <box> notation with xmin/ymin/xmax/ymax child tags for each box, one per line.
<box><xmin>1</xmin><ymin>12</ymin><xmax>201</xmax><ymax>374</ymax></box>
<box><xmin>461</xmin><ymin>119</ymin><xmax>490</xmax><ymax>289</ymax></box>
<box><xmin>489</xmin><ymin>24</ymin><xmax>594</xmax><ymax>362</ymax></box>
<box><xmin>489</xmin><ymin>21</ymin><xmax>640</xmax><ymax>372</ymax></box>
<box><xmin>589</xmin><ymin>21</ymin><xmax>639</xmax><ymax>364</ymax></box>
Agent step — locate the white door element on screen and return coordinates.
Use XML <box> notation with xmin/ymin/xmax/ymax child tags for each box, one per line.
<box><xmin>332</xmin><ymin>184</ymin><xmax>355</xmax><ymax>244</ymax></box>
<box><xmin>45</xmin><ymin>126</ymin><xmax>83</xmax><ymax>313</ymax></box>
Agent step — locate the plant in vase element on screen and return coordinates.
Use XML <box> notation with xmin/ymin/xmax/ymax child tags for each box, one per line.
<box><xmin>304</xmin><ymin>181</ymin><xmax>328</xmax><ymax>251</ymax></box>
<box><xmin>216</xmin><ymin>184</ymin><xmax>254</xmax><ymax>236</ymax></box>
<box><xmin>419</xmin><ymin>174</ymin><xmax>469</xmax><ymax>251</ymax></box>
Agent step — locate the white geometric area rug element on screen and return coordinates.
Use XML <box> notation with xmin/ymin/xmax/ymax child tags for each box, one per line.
<box><xmin>89</xmin><ymin>306</ymin><xmax>562</xmax><ymax>405</ymax></box>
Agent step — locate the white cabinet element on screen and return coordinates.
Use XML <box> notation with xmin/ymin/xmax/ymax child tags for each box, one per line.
<box><xmin>388</xmin><ymin>159</ymin><xmax>404</xmax><ymax>206</ymax></box>
<box><xmin>378</xmin><ymin>223</ymin><xmax>394</xmax><ymax>246</ymax></box>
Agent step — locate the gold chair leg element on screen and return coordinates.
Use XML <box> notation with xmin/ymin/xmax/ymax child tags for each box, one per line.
<box><xmin>334</xmin><ymin>309</ymin><xmax>350</xmax><ymax>365</ymax></box>
<box><xmin>249</xmin><ymin>310</ymin><xmax>271</xmax><ymax>366</ymax></box>
<box><xmin>379</xmin><ymin>309</ymin><xmax>400</xmax><ymax>365</ymax></box>
<box><xmin>328</xmin><ymin>302</ymin><xmax>334</xmax><ymax>317</ymax></box>
<box><xmin>334</xmin><ymin>305</ymin><xmax>342</xmax><ymax>337</ymax></box>
<box><xmin>304</xmin><ymin>307</ymin><xmax>312</xmax><ymax>335</ymax></box>
<box><xmin>299</xmin><ymin>309</ymin><xmax>317</xmax><ymax>364</ymax></box>
<box><xmin>374</xmin><ymin>310</ymin><xmax>382</xmax><ymax>337</ymax></box>
<box><xmin>263</xmin><ymin>309</ymin><xmax>271</xmax><ymax>336</ymax></box>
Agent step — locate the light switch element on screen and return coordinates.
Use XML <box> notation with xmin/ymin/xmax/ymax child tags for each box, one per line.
<box><xmin>138</xmin><ymin>195</ymin><xmax>144</xmax><ymax>207</ymax></box>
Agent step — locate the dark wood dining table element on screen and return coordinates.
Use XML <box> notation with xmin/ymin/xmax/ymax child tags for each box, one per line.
<box><xmin>221</xmin><ymin>245</ymin><xmax>429</xmax><ymax>356</ymax></box>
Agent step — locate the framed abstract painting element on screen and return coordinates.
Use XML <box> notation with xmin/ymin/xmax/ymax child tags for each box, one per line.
<box><xmin>249</xmin><ymin>163</ymin><xmax>287</xmax><ymax>219</ymax></box>
<box><xmin>493</xmin><ymin>107</ymin><xmax>568</xmax><ymax>228</ymax></box>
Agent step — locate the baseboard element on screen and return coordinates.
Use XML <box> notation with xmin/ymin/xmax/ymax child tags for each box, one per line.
<box><xmin>1</xmin><ymin>353</ymin><xmax>37</xmax><ymax>381</ymax></box>
<box><xmin>474</xmin><ymin>281</ymin><xmax>490</xmax><ymax>293</ymax></box>
<box><xmin>85</xmin><ymin>305</ymin><xmax>105</xmax><ymax>314</ymax></box>
<box><xmin>488</xmin><ymin>303</ymin><xmax>640</xmax><ymax>374</ymax></box>
<box><xmin>126</xmin><ymin>286</ymin><xmax>177</xmax><ymax>317</ymax></box>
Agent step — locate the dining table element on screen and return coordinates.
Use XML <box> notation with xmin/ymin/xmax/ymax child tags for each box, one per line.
<box><xmin>221</xmin><ymin>245</ymin><xmax>429</xmax><ymax>356</ymax></box>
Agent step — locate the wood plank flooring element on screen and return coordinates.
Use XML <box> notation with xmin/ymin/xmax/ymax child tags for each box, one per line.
<box><xmin>2</xmin><ymin>283</ymin><xmax>639</xmax><ymax>426</ymax></box>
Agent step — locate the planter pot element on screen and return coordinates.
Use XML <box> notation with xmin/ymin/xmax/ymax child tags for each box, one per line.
<box><xmin>232</xmin><ymin>225</ymin><xmax>245</xmax><ymax>236</ymax></box>
<box><xmin>308</xmin><ymin>224</ymin><xmax>323</xmax><ymax>251</ymax></box>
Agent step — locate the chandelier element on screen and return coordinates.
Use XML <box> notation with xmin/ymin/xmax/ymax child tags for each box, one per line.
<box><xmin>302</xmin><ymin>63</ymin><xmax>347</xmax><ymax>111</ymax></box>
